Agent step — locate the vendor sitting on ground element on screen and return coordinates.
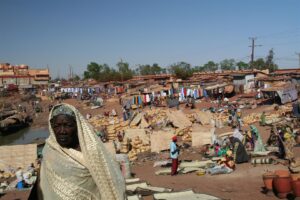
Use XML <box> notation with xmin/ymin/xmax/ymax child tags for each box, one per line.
<box><xmin>243</xmin><ymin>130</ymin><xmax>255</xmax><ymax>151</ymax></box>
<box><xmin>279</xmin><ymin>125</ymin><xmax>296</xmax><ymax>161</ymax></box>
<box><xmin>15</xmin><ymin>167</ymin><xmax>24</xmax><ymax>189</ymax></box>
<box><xmin>228</xmin><ymin>136</ymin><xmax>249</xmax><ymax>164</ymax></box>
<box><xmin>207</xmin><ymin>150</ymin><xmax>235</xmax><ymax>175</ymax></box>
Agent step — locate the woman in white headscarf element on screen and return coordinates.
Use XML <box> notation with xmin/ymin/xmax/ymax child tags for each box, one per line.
<box><xmin>39</xmin><ymin>103</ymin><xmax>126</xmax><ymax>200</ymax></box>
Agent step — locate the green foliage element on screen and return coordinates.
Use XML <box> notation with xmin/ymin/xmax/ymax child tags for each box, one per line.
<box><xmin>169</xmin><ymin>62</ymin><xmax>193</xmax><ymax>80</ymax></box>
<box><xmin>236</xmin><ymin>61</ymin><xmax>250</xmax><ymax>70</ymax></box>
<box><xmin>220</xmin><ymin>59</ymin><xmax>236</xmax><ymax>70</ymax></box>
<box><xmin>138</xmin><ymin>63</ymin><xmax>163</xmax><ymax>75</ymax></box>
<box><xmin>117</xmin><ymin>61</ymin><xmax>133</xmax><ymax>81</ymax></box>
<box><xmin>198</xmin><ymin>61</ymin><xmax>219</xmax><ymax>72</ymax></box>
<box><xmin>84</xmin><ymin>62</ymin><xmax>101</xmax><ymax>80</ymax></box>
<box><xmin>265</xmin><ymin>48</ymin><xmax>278</xmax><ymax>72</ymax></box>
<box><xmin>83</xmin><ymin>61</ymin><xmax>134</xmax><ymax>82</ymax></box>
<box><xmin>82</xmin><ymin>50</ymin><xmax>279</xmax><ymax>83</ymax></box>
<box><xmin>250</xmin><ymin>49</ymin><xmax>278</xmax><ymax>72</ymax></box>
<box><xmin>252</xmin><ymin>58</ymin><xmax>266</xmax><ymax>70</ymax></box>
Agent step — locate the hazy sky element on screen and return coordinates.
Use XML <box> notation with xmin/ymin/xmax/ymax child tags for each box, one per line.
<box><xmin>1</xmin><ymin>0</ymin><xmax>300</xmax><ymax>78</ymax></box>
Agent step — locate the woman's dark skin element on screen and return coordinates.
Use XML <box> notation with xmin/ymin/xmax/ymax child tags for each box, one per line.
<box><xmin>50</xmin><ymin>114</ymin><xmax>80</xmax><ymax>150</ymax></box>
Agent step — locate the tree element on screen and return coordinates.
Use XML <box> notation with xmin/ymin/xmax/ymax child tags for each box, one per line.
<box><xmin>83</xmin><ymin>62</ymin><xmax>115</xmax><ymax>81</ymax></box>
<box><xmin>198</xmin><ymin>61</ymin><xmax>219</xmax><ymax>72</ymax></box>
<box><xmin>220</xmin><ymin>59</ymin><xmax>236</xmax><ymax>71</ymax></box>
<box><xmin>139</xmin><ymin>64</ymin><xmax>152</xmax><ymax>75</ymax></box>
<box><xmin>161</xmin><ymin>68</ymin><xmax>167</xmax><ymax>74</ymax></box>
<box><xmin>192</xmin><ymin>66</ymin><xmax>202</xmax><ymax>73</ymax></box>
<box><xmin>139</xmin><ymin>63</ymin><xmax>163</xmax><ymax>75</ymax></box>
<box><xmin>252</xmin><ymin>58</ymin><xmax>266</xmax><ymax>70</ymax></box>
<box><xmin>169</xmin><ymin>62</ymin><xmax>193</xmax><ymax>80</ymax></box>
<box><xmin>151</xmin><ymin>63</ymin><xmax>162</xmax><ymax>74</ymax></box>
<box><xmin>249</xmin><ymin>49</ymin><xmax>278</xmax><ymax>72</ymax></box>
<box><xmin>265</xmin><ymin>48</ymin><xmax>278</xmax><ymax>72</ymax></box>
<box><xmin>236</xmin><ymin>61</ymin><xmax>250</xmax><ymax>70</ymax></box>
<box><xmin>117</xmin><ymin>61</ymin><xmax>133</xmax><ymax>81</ymax></box>
<box><xmin>83</xmin><ymin>62</ymin><xmax>102</xmax><ymax>80</ymax></box>
<box><xmin>98</xmin><ymin>64</ymin><xmax>110</xmax><ymax>82</ymax></box>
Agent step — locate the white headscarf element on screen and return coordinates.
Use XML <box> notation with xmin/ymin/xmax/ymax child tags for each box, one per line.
<box><xmin>40</xmin><ymin>103</ymin><xmax>126</xmax><ymax>200</ymax></box>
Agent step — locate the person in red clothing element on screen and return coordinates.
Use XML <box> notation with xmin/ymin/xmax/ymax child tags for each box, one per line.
<box><xmin>170</xmin><ymin>136</ymin><xmax>180</xmax><ymax>176</ymax></box>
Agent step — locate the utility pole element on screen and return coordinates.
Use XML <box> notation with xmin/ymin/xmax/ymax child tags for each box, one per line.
<box><xmin>295</xmin><ymin>52</ymin><xmax>300</xmax><ymax>68</ymax></box>
<box><xmin>249</xmin><ymin>37</ymin><xmax>262</xmax><ymax>69</ymax></box>
<box><xmin>68</xmin><ymin>64</ymin><xmax>73</xmax><ymax>80</ymax></box>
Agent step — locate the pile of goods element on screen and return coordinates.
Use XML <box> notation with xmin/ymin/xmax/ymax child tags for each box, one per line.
<box><xmin>88</xmin><ymin>115</ymin><xmax>108</xmax><ymax>128</ymax></box>
<box><xmin>146</xmin><ymin>109</ymin><xmax>168</xmax><ymax>128</ymax></box>
<box><xmin>0</xmin><ymin>171</ymin><xmax>14</xmax><ymax>179</ymax></box>
<box><xmin>243</xmin><ymin>113</ymin><xmax>261</xmax><ymax>125</ymax></box>
<box><xmin>213</xmin><ymin>113</ymin><xmax>228</xmax><ymax>128</ymax></box>
<box><xmin>182</xmin><ymin>133</ymin><xmax>192</xmax><ymax>142</ymax></box>
<box><xmin>120</xmin><ymin>138</ymin><xmax>130</xmax><ymax>154</ymax></box>
<box><xmin>127</xmin><ymin>136</ymin><xmax>151</xmax><ymax>161</ymax></box>
<box><xmin>265</xmin><ymin>113</ymin><xmax>282</xmax><ymax>124</ymax></box>
<box><xmin>175</xmin><ymin>127</ymin><xmax>192</xmax><ymax>142</ymax></box>
<box><xmin>89</xmin><ymin>116</ymin><xmax>129</xmax><ymax>141</ymax></box>
<box><xmin>275</xmin><ymin>105</ymin><xmax>292</xmax><ymax>116</ymax></box>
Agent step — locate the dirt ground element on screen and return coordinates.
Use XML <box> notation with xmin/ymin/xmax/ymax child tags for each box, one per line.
<box><xmin>1</xmin><ymin>94</ymin><xmax>299</xmax><ymax>200</ymax></box>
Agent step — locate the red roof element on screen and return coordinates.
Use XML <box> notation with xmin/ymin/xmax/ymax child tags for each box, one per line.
<box><xmin>273</xmin><ymin>69</ymin><xmax>300</xmax><ymax>75</ymax></box>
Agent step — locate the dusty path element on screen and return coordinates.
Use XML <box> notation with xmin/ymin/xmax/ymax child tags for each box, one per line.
<box><xmin>1</xmin><ymin>95</ymin><xmax>298</xmax><ymax>200</ymax></box>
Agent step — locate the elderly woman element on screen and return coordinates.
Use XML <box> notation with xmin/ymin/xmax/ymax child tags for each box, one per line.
<box><xmin>39</xmin><ymin>103</ymin><xmax>125</xmax><ymax>200</ymax></box>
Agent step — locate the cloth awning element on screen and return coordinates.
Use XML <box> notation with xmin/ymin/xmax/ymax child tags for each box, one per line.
<box><xmin>205</xmin><ymin>83</ymin><xmax>228</xmax><ymax>90</ymax></box>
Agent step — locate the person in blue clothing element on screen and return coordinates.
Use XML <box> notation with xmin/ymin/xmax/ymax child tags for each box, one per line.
<box><xmin>170</xmin><ymin>136</ymin><xmax>180</xmax><ymax>176</ymax></box>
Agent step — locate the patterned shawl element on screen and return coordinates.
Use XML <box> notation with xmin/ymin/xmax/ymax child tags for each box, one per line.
<box><xmin>40</xmin><ymin>103</ymin><xmax>126</xmax><ymax>200</ymax></box>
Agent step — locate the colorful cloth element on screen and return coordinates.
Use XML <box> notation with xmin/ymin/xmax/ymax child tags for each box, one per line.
<box><xmin>250</xmin><ymin>125</ymin><xmax>266</xmax><ymax>152</ymax></box>
<box><xmin>283</xmin><ymin>132</ymin><xmax>296</xmax><ymax>160</ymax></box>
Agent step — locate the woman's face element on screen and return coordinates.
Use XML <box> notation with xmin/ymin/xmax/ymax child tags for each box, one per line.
<box><xmin>51</xmin><ymin>114</ymin><xmax>78</xmax><ymax>148</ymax></box>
